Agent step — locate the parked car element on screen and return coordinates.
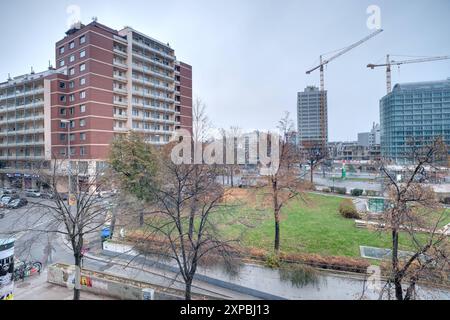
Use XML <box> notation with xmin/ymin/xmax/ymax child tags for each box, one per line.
<box><xmin>7</xmin><ymin>198</ymin><xmax>28</xmax><ymax>209</ymax></box>
<box><xmin>99</xmin><ymin>190</ymin><xmax>117</xmax><ymax>198</ymax></box>
<box><xmin>0</xmin><ymin>194</ymin><xmax>19</xmax><ymax>207</ymax></box>
<box><xmin>24</xmin><ymin>189</ymin><xmax>41</xmax><ymax>198</ymax></box>
<box><xmin>1</xmin><ymin>188</ymin><xmax>17</xmax><ymax>195</ymax></box>
<box><xmin>40</xmin><ymin>192</ymin><xmax>54</xmax><ymax>199</ymax></box>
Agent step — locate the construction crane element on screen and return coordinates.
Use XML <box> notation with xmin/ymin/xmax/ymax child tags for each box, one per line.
<box><xmin>306</xmin><ymin>29</ymin><xmax>383</xmax><ymax>91</ymax></box>
<box><xmin>367</xmin><ymin>54</ymin><xmax>450</xmax><ymax>93</ymax></box>
<box><xmin>304</xmin><ymin>29</ymin><xmax>383</xmax><ymax>159</ymax></box>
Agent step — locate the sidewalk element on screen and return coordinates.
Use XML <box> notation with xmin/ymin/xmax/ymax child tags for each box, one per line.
<box><xmin>13</xmin><ymin>269</ymin><xmax>115</xmax><ymax>300</ymax></box>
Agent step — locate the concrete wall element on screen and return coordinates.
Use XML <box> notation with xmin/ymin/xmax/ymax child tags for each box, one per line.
<box><xmin>47</xmin><ymin>263</ymin><xmax>183</xmax><ymax>300</ymax></box>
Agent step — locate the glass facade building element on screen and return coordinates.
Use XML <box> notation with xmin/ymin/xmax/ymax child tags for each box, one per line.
<box><xmin>380</xmin><ymin>78</ymin><xmax>450</xmax><ymax>163</ymax></box>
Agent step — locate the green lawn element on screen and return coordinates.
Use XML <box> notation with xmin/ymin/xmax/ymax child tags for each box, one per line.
<box><xmin>214</xmin><ymin>192</ymin><xmax>446</xmax><ymax>258</ymax></box>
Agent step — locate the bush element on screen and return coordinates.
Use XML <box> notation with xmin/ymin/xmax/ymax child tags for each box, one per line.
<box><xmin>339</xmin><ymin>199</ymin><xmax>360</xmax><ymax>219</ymax></box>
<box><xmin>279</xmin><ymin>264</ymin><xmax>319</xmax><ymax>288</ymax></box>
<box><xmin>265</xmin><ymin>252</ymin><xmax>281</xmax><ymax>268</ymax></box>
<box><xmin>365</xmin><ymin>190</ymin><xmax>379</xmax><ymax>197</ymax></box>
<box><xmin>351</xmin><ymin>188</ymin><xmax>363</xmax><ymax>196</ymax></box>
<box><xmin>333</xmin><ymin>187</ymin><xmax>347</xmax><ymax>195</ymax></box>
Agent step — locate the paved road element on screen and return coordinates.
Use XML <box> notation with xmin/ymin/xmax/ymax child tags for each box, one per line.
<box><xmin>0</xmin><ymin>198</ymin><xmax>261</xmax><ymax>300</ymax></box>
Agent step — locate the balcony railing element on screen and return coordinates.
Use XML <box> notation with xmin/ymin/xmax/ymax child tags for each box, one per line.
<box><xmin>0</xmin><ymin>127</ymin><xmax>45</xmax><ymax>136</ymax></box>
<box><xmin>132</xmin><ymin>64</ymin><xmax>174</xmax><ymax>82</ymax></box>
<box><xmin>131</xmin><ymin>51</ymin><xmax>174</xmax><ymax>71</ymax></box>
<box><xmin>0</xmin><ymin>114</ymin><xmax>44</xmax><ymax>125</ymax></box>
<box><xmin>131</xmin><ymin>77</ymin><xmax>174</xmax><ymax>93</ymax></box>
<box><xmin>132</xmin><ymin>90</ymin><xmax>174</xmax><ymax>103</ymax></box>
<box><xmin>113</xmin><ymin>60</ymin><xmax>128</xmax><ymax>69</ymax></box>
<box><xmin>132</xmin><ymin>40</ymin><xmax>175</xmax><ymax>61</ymax></box>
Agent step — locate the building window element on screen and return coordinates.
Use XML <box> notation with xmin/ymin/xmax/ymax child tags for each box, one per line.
<box><xmin>69</xmin><ymin>133</ymin><xmax>75</xmax><ymax>142</ymax></box>
<box><xmin>79</xmin><ymin>63</ymin><xmax>85</xmax><ymax>72</ymax></box>
<box><xmin>80</xmin><ymin>132</ymin><xmax>86</xmax><ymax>141</ymax></box>
<box><xmin>69</xmin><ymin>94</ymin><xmax>75</xmax><ymax>102</ymax></box>
<box><xmin>69</xmin><ymin>81</ymin><xmax>75</xmax><ymax>89</ymax></box>
<box><xmin>59</xmin><ymin>46</ymin><xmax>64</xmax><ymax>54</ymax></box>
<box><xmin>69</xmin><ymin>41</ymin><xmax>75</xmax><ymax>49</ymax></box>
<box><xmin>59</xmin><ymin>81</ymin><xmax>66</xmax><ymax>89</ymax></box>
<box><xmin>80</xmin><ymin>50</ymin><xmax>86</xmax><ymax>58</ymax></box>
<box><xmin>59</xmin><ymin>108</ymin><xmax>66</xmax><ymax>115</ymax></box>
<box><xmin>70</xmin><ymin>147</ymin><xmax>76</xmax><ymax>156</ymax></box>
<box><xmin>69</xmin><ymin>107</ymin><xmax>75</xmax><ymax>115</ymax></box>
<box><xmin>80</xmin><ymin>104</ymin><xmax>86</xmax><ymax>113</ymax></box>
<box><xmin>59</xmin><ymin>95</ymin><xmax>66</xmax><ymax>102</ymax></box>
<box><xmin>59</xmin><ymin>148</ymin><xmax>66</xmax><ymax>155</ymax></box>
<box><xmin>60</xmin><ymin>133</ymin><xmax>66</xmax><ymax>141</ymax></box>
<box><xmin>60</xmin><ymin>121</ymin><xmax>67</xmax><ymax>129</ymax></box>
<box><xmin>69</xmin><ymin>55</ymin><xmax>75</xmax><ymax>63</ymax></box>
<box><xmin>80</xmin><ymin>147</ymin><xmax>86</xmax><ymax>156</ymax></box>
<box><xmin>80</xmin><ymin>91</ymin><xmax>86</xmax><ymax>99</ymax></box>
<box><xmin>80</xmin><ymin>35</ymin><xmax>86</xmax><ymax>44</ymax></box>
<box><xmin>80</xmin><ymin>77</ymin><xmax>86</xmax><ymax>86</ymax></box>
<box><xmin>80</xmin><ymin>119</ymin><xmax>86</xmax><ymax>127</ymax></box>
<box><xmin>59</xmin><ymin>59</ymin><xmax>65</xmax><ymax>67</ymax></box>
<box><xmin>69</xmin><ymin>68</ymin><xmax>75</xmax><ymax>75</ymax></box>
<box><xmin>70</xmin><ymin>120</ymin><xmax>75</xmax><ymax>128</ymax></box>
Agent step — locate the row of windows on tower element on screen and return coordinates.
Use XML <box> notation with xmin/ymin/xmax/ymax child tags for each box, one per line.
<box><xmin>58</xmin><ymin>35</ymin><xmax>86</xmax><ymax>55</ymax></box>
<box><xmin>59</xmin><ymin>50</ymin><xmax>86</xmax><ymax>67</ymax></box>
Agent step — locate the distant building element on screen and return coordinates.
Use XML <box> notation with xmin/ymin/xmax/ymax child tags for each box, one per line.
<box><xmin>297</xmin><ymin>86</ymin><xmax>327</xmax><ymax>155</ymax></box>
<box><xmin>358</xmin><ymin>122</ymin><xmax>380</xmax><ymax>147</ymax></box>
<box><xmin>380</xmin><ymin>78</ymin><xmax>450</xmax><ymax>163</ymax></box>
<box><xmin>357</xmin><ymin>132</ymin><xmax>370</xmax><ymax>147</ymax></box>
<box><xmin>0</xmin><ymin>20</ymin><xmax>193</xmax><ymax>189</ymax></box>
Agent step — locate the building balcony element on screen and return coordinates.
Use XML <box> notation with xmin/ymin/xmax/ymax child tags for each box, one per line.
<box><xmin>113</xmin><ymin>99</ymin><xmax>128</xmax><ymax>106</ymax></box>
<box><xmin>132</xmin><ymin>103</ymin><xmax>175</xmax><ymax>114</ymax></box>
<box><xmin>113</xmin><ymin>126</ymin><xmax>128</xmax><ymax>132</ymax></box>
<box><xmin>131</xmin><ymin>51</ymin><xmax>174</xmax><ymax>71</ymax></box>
<box><xmin>131</xmin><ymin>115</ymin><xmax>175</xmax><ymax>125</ymax></box>
<box><xmin>113</xmin><ymin>35</ymin><xmax>128</xmax><ymax>45</ymax></box>
<box><xmin>113</xmin><ymin>48</ymin><xmax>128</xmax><ymax>57</ymax></box>
<box><xmin>0</xmin><ymin>114</ymin><xmax>44</xmax><ymax>125</ymax></box>
<box><xmin>0</xmin><ymin>88</ymin><xmax>44</xmax><ymax>101</ymax></box>
<box><xmin>0</xmin><ymin>140</ymin><xmax>45</xmax><ymax>147</ymax></box>
<box><xmin>113</xmin><ymin>60</ymin><xmax>128</xmax><ymax>69</ymax></box>
<box><xmin>131</xmin><ymin>127</ymin><xmax>174</xmax><ymax>135</ymax></box>
<box><xmin>113</xmin><ymin>87</ymin><xmax>128</xmax><ymax>95</ymax></box>
<box><xmin>0</xmin><ymin>155</ymin><xmax>45</xmax><ymax>160</ymax></box>
<box><xmin>132</xmin><ymin>64</ymin><xmax>174</xmax><ymax>82</ymax></box>
<box><xmin>0</xmin><ymin>127</ymin><xmax>45</xmax><ymax>136</ymax></box>
<box><xmin>113</xmin><ymin>112</ymin><xmax>128</xmax><ymax>119</ymax></box>
<box><xmin>132</xmin><ymin>40</ymin><xmax>175</xmax><ymax>61</ymax></box>
<box><xmin>132</xmin><ymin>90</ymin><xmax>174</xmax><ymax>103</ymax></box>
<box><xmin>131</xmin><ymin>77</ymin><xmax>175</xmax><ymax>93</ymax></box>
<box><xmin>113</xmin><ymin>73</ymin><xmax>128</xmax><ymax>82</ymax></box>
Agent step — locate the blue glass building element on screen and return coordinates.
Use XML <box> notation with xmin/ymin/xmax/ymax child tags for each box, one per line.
<box><xmin>380</xmin><ymin>78</ymin><xmax>450</xmax><ymax>163</ymax></box>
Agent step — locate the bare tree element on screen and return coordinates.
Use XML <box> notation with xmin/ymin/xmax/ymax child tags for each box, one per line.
<box><xmin>379</xmin><ymin>137</ymin><xmax>449</xmax><ymax>300</ymax></box>
<box><xmin>192</xmin><ymin>97</ymin><xmax>212</xmax><ymax>144</ymax></box>
<box><xmin>4</xmin><ymin>159</ymin><xmax>111</xmax><ymax>300</ymax></box>
<box><xmin>260</xmin><ymin>112</ymin><xmax>305</xmax><ymax>255</ymax></box>
<box><xmin>110</xmin><ymin>133</ymin><xmax>236</xmax><ymax>300</ymax></box>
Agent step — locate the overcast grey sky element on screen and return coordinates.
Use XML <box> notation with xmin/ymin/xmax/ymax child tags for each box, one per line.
<box><xmin>1</xmin><ymin>0</ymin><xmax>449</xmax><ymax>141</ymax></box>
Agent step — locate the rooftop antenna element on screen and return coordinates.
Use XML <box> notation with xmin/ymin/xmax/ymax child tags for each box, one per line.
<box><xmin>7</xmin><ymin>73</ymin><xmax>11</xmax><ymax>81</ymax></box>
<box><xmin>31</xmin><ymin>67</ymin><xmax>35</xmax><ymax>74</ymax></box>
<box><xmin>92</xmin><ymin>16</ymin><xmax>98</xmax><ymax>22</ymax></box>
<box><xmin>48</xmin><ymin>60</ymin><xmax>53</xmax><ymax>70</ymax></box>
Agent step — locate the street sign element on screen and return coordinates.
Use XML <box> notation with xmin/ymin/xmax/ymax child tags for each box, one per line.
<box><xmin>68</xmin><ymin>194</ymin><xmax>76</xmax><ymax>206</ymax></box>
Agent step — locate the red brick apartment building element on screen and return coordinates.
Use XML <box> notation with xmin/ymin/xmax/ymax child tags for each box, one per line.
<box><xmin>0</xmin><ymin>21</ymin><xmax>192</xmax><ymax>189</ymax></box>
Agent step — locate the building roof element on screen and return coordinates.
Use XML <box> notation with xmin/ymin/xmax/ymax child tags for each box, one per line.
<box><xmin>392</xmin><ymin>77</ymin><xmax>450</xmax><ymax>91</ymax></box>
